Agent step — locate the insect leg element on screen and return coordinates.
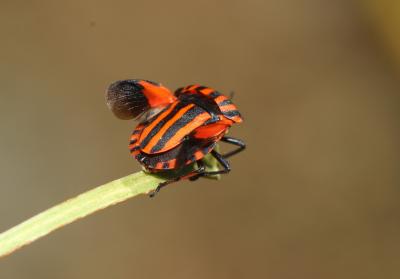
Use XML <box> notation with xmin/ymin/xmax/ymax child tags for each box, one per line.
<box><xmin>189</xmin><ymin>160</ymin><xmax>205</xmax><ymax>181</ymax></box>
<box><xmin>149</xmin><ymin>177</ymin><xmax>180</xmax><ymax>198</ymax></box>
<box><xmin>220</xmin><ymin>136</ymin><xmax>246</xmax><ymax>158</ymax></box>
<box><xmin>195</xmin><ymin>149</ymin><xmax>231</xmax><ymax>178</ymax></box>
<box><xmin>149</xmin><ymin>163</ymin><xmax>206</xmax><ymax>198</ymax></box>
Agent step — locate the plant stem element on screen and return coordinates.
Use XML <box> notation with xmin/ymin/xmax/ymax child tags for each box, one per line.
<box><xmin>0</xmin><ymin>171</ymin><xmax>165</xmax><ymax>258</ymax></box>
<box><xmin>0</xmin><ymin>149</ymin><xmax>220</xmax><ymax>258</ymax></box>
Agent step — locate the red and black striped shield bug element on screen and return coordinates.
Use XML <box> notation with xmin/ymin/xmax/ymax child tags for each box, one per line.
<box><xmin>106</xmin><ymin>79</ymin><xmax>245</xmax><ymax>197</ymax></box>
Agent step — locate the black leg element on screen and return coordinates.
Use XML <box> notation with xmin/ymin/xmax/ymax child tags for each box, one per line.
<box><xmin>195</xmin><ymin>149</ymin><xmax>231</xmax><ymax>178</ymax></box>
<box><xmin>149</xmin><ymin>163</ymin><xmax>205</xmax><ymax>198</ymax></box>
<box><xmin>220</xmin><ymin>136</ymin><xmax>246</xmax><ymax>158</ymax></box>
<box><xmin>149</xmin><ymin>177</ymin><xmax>180</xmax><ymax>198</ymax></box>
<box><xmin>189</xmin><ymin>160</ymin><xmax>205</xmax><ymax>181</ymax></box>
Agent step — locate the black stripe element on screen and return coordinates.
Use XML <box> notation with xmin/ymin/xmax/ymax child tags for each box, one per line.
<box><xmin>195</xmin><ymin>86</ymin><xmax>207</xmax><ymax>91</ymax></box>
<box><xmin>140</xmin><ymin>102</ymin><xmax>188</xmax><ymax>149</ymax></box>
<box><xmin>150</xmin><ymin>106</ymin><xmax>206</xmax><ymax>153</ymax></box>
<box><xmin>130</xmin><ymin>146</ymin><xmax>140</xmax><ymax>152</ymax></box>
<box><xmin>223</xmin><ymin>110</ymin><xmax>241</xmax><ymax>117</ymax></box>
<box><xmin>210</xmin><ymin>91</ymin><xmax>220</xmax><ymax>98</ymax></box>
<box><xmin>129</xmin><ymin>139</ymin><xmax>137</xmax><ymax>144</ymax></box>
<box><xmin>218</xmin><ymin>99</ymin><xmax>233</xmax><ymax>106</ymax></box>
<box><xmin>132</xmin><ymin>129</ymin><xmax>141</xmax><ymax>135</ymax></box>
<box><xmin>144</xmin><ymin>80</ymin><xmax>160</xmax><ymax>86</ymax></box>
<box><xmin>175</xmin><ymin>87</ymin><xmax>184</xmax><ymax>95</ymax></box>
<box><xmin>162</xmin><ymin>162</ymin><xmax>170</xmax><ymax>169</ymax></box>
<box><xmin>138</xmin><ymin>141</ymin><xmax>185</xmax><ymax>168</ymax></box>
<box><xmin>189</xmin><ymin>155</ymin><xmax>197</xmax><ymax>163</ymax></box>
<box><xmin>135</xmin><ymin>153</ymin><xmax>146</xmax><ymax>163</ymax></box>
<box><xmin>144</xmin><ymin>105</ymin><xmax>171</xmax><ymax>126</ymax></box>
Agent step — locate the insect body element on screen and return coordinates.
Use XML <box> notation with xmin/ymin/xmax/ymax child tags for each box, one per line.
<box><xmin>106</xmin><ymin>80</ymin><xmax>245</xmax><ymax>196</ymax></box>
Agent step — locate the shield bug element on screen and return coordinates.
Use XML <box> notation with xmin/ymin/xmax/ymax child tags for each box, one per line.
<box><xmin>106</xmin><ymin>80</ymin><xmax>245</xmax><ymax>196</ymax></box>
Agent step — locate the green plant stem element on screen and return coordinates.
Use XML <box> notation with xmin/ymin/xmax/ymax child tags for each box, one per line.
<box><xmin>0</xmin><ymin>171</ymin><xmax>165</xmax><ymax>258</ymax></box>
<box><xmin>0</xmin><ymin>149</ymin><xmax>221</xmax><ymax>258</ymax></box>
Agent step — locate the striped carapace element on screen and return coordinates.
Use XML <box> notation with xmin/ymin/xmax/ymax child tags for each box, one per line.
<box><xmin>106</xmin><ymin>79</ymin><xmax>245</xmax><ymax>196</ymax></box>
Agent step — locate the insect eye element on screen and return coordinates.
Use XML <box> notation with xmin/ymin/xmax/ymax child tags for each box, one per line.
<box><xmin>106</xmin><ymin>80</ymin><xmax>150</xmax><ymax>120</ymax></box>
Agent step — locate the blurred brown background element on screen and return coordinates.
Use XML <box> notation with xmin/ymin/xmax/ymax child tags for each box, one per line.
<box><xmin>1</xmin><ymin>0</ymin><xmax>400</xmax><ymax>278</ymax></box>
